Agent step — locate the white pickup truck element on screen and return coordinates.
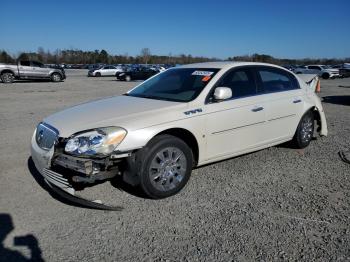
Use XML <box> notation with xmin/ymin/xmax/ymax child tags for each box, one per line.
<box><xmin>0</xmin><ymin>60</ymin><xmax>66</xmax><ymax>83</ymax></box>
<box><xmin>294</xmin><ymin>65</ymin><xmax>339</xmax><ymax>79</ymax></box>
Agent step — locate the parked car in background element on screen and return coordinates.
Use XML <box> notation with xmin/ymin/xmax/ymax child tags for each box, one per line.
<box><xmin>31</xmin><ymin>62</ymin><xmax>327</xmax><ymax>199</ymax></box>
<box><xmin>116</xmin><ymin>67</ymin><xmax>159</xmax><ymax>81</ymax></box>
<box><xmin>70</xmin><ymin>64</ymin><xmax>86</xmax><ymax>69</ymax></box>
<box><xmin>281</xmin><ymin>65</ymin><xmax>296</xmax><ymax>71</ymax></box>
<box><xmin>88</xmin><ymin>65</ymin><xmax>124</xmax><ymax>77</ymax></box>
<box><xmin>294</xmin><ymin>65</ymin><xmax>339</xmax><ymax>79</ymax></box>
<box><xmin>331</xmin><ymin>64</ymin><xmax>350</xmax><ymax>78</ymax></box>
<box><xmin>0</xmin><ymin>60</ymin><xmax>66</xmax><ymax>83</ymax></box>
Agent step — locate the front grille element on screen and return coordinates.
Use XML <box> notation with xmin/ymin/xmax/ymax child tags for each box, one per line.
<box><xmin>42</xmin><ymin>168</ymin><xmax>75</xmax><ymax>195</ymax></box>
<box><xmin>36</xmin><ymin>122</ymin><xmax>59</xmax><ymax>150</ymax></box>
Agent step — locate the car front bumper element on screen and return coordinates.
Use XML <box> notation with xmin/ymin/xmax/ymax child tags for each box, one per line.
<box><xmin>31</xmin><ymin>132</ymin><xmax>76</xmax><ymax>195</ymax></box>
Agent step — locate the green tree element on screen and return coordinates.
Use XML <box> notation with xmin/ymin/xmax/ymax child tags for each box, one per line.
<box><xmin>0</xmin><ymin>51</ymin><xmax>14</xmax><ymax>63</ymax></box>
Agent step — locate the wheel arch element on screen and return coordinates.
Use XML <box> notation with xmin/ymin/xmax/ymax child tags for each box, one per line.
<box><xmin>0</xmin><ymin>69</ymin><xmax>16</xmax><ymax>76</ymax></box>
<box><xmin>50</xmin><ymin>71</ymin><xmax>63</xmax><ymax>78</ymax></box>
<box><xmin>299</xmin><ymin>106</ymin><xmax>322</xmax><ymax>134</ymax></box>
<box><xmin>152</xmin><ymin>128</ymin><xmax>199</xmax><ymax>166</ymax></box>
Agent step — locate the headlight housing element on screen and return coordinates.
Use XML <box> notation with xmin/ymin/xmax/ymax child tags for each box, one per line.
<box><xmin>64</xmin><ymin>127</ymin><xmax>127</xmax><ymax>156</ymax></box>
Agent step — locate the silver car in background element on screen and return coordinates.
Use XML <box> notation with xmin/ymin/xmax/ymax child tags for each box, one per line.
<box><xmin>0</xmin><ymin>60</ymin><xmax>66</xmax><ymax>83</ymax></box>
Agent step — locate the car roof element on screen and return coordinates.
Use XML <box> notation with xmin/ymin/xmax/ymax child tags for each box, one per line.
<box><xmin>179</xmin><ymin>61</ymin><xmax>283</xmax><ymax>69</ymax></box>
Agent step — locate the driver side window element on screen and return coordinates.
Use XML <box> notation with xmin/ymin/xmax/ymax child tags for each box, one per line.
<box><xmin>217</xmin><ymin>68</ymin><xmax>257</xmax><ymax>99</ymax></box>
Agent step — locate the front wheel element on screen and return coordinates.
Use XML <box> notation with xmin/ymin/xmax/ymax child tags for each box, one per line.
<box><xmin>138</xmin><ymin>135</ymin><xmax>193</xmax><ymax>199</ymax></box>
<box><xmin>291</xmin><ymin>111</ymin><xmax>314</xmax><ymax>148</ymax></box>
<box><xmin>51</xmin><ymin>73</ymin><xmax>62</xmax><ymax>82</ymax></box>
<box><xmin>1</xmin><ymin>72</ymin><xmax>14</xmax><ymax>83</ymax></box>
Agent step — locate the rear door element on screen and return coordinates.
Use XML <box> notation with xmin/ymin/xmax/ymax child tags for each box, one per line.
<box><xmin>205</xmin><ymin>67</ymin><xmax>268</xmax><ymax>160</ymax></box>
<box><xmin>255</xmin><ymin>66</ymin><xmax>304</xmax><ymax>142</ymax></box>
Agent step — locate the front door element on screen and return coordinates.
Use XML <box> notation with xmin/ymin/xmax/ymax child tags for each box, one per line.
<box><xmin>31</xmin><ymin>61</ymin><xmax>48</xmax><ymax>78</ymax></box>
<box><xmin>205</xmin><ymin>67</ymin><xmax>268</xmax><ymax>160</ymax></box>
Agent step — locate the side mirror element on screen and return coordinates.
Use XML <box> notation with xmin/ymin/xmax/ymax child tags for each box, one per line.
<box><xmin>213</xmin><ymin>87</ymin><xmax>232</xmax><ymax>101</ymax></box>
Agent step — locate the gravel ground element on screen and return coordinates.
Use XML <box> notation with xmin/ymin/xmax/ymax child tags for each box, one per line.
<box><xmin>0</xmin><ymin>70</ymin><xmax>349</xmax><ymax>261</ymax></box>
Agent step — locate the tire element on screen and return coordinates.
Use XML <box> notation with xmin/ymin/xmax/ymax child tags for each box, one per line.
<box><xmin>125</xmin><ymin>75</ymin><xmax>131</xmax><ymax>82</ymax></box>
<box><xmin>95</xmin><ymin>72</ymin><xmax>101</xmax><ymax>77</ymax></box>
<box><xmin>1</xmin><ymin>72</ymin><xmax>14</xmax><ymax>83</ymax></box>
<box><xmin>291</xmin><ymin>111</ymin><xmax>314</xmax><ymax>149</ymax></box>
<box><xmin>51</xmin><ymin>73</ymin><xmax>62</xmax><ymax>82</ymax></box>
<box><xmin>137</xmin><ymin>135</ymin><xmax>193</xmax><ymax>199</ymax></box>
<box><xmin>322</xmin><ymin>73</ymin><xmax>330</xmax><ymax>79</ymax></box>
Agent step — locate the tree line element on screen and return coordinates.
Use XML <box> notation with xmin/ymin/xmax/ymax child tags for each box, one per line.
<box><xmin>0</xmin><ymin>48</ymin><xmax>349</xmax><ymax>66</ymax></box>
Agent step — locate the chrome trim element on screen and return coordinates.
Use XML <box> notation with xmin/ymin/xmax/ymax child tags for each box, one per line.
<box><xmin>268</xmin><ymin>114</ymin><xmax>296</xmax><ymax>122</ymax></box>
<box><xmin>42</xmin><ymin>168</ymin><xmax>75</xmax><ymax>195</ymax></box>
<box><xmin>212</xmin><ymin>121</ymin><xmax>265</xmax><ymax>135</ymax></box>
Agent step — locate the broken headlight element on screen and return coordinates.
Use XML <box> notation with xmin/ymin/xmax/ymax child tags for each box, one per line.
<box><xmin>65</xmin><ymin>127</ymin><xmax>127</xmax><ymax>156</ymax></box>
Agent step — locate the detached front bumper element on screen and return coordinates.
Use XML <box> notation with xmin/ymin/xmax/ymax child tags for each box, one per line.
<box><xmin>31</xmin><ymin>133</ymin><xmax>75</xmax><ymax>195</ymax></box>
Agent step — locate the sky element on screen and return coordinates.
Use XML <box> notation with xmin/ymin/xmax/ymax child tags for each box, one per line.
<box><xmin>1</xmin><ymin>0</ymin><xmax>349</xmax><ymax>59</ymax></box>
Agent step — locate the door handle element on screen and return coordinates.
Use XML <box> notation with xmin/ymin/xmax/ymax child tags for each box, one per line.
<box><xmin>293</xmin><ymin>99</ymin><xmax>302</xmax><ymax>103</ymax></box>
<box><xmin>252</xmin><ymin>106</ymin><xmax>264</xmax><ymax>112</ymax></box>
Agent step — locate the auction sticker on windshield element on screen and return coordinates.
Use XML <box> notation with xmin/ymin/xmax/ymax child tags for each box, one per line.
<box><xmin>191</xmin><ymin>71</ymin><xmax>214</xmax><ymax>76</ymax></box>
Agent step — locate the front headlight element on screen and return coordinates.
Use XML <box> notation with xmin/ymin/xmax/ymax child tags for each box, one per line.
<box><xmin>64</xmin><ymin>127</ymin><xmax>127</xmax><ymax>156</ymax></box>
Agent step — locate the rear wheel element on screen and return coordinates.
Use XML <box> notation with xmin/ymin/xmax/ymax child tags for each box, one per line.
<box><xmin>1</xmin><ymin>72</ymin><xmax>14</xmax><ymax>83</ymax></box>
<box><xmin>291</xmin><ymin>111</ymin><xmax>314</xmax><ymax>148</ymax></box>
<box><xmin>51</xmin><ymin>73</ymin><xmax>62</xmax><ymax>82</ymax></box>
<box><xmin>137</xmin><ymin>135</ymin><xmax>193</xmax><ymax>199</ymax></box>
<box><xmin>125</xmin><ymin>75</ymin><xmax>131</xmax><ymax>82</ymax></box>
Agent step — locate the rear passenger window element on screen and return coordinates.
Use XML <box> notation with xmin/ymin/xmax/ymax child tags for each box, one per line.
<box><xmin>258</xmin><ymin>67</ymin><xmax>299</xmax><ymax>93</ymax></box>
<box><xmin>218</xmin><ymin>68</ymin><xmax>257</xmax><ymax>98</ymax></box>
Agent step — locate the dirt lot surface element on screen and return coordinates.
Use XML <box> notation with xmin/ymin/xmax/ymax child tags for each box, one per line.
<box><xmin>0</xmin><ymin>70</ymin><xmax>349</xmax><ymax>261</ymax></box>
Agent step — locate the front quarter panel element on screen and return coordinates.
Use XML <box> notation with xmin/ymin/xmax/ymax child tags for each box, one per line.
<box><xmin>117</xmin><ymin>114</ymin><xmax>206</xmax><ymax>163</ymax></box>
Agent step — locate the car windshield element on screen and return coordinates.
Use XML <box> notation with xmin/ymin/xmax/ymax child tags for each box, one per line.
<box><xmin>126</xmin><ymin>68</ymin><xmax>220</xmax><ymax>102</ymax></box>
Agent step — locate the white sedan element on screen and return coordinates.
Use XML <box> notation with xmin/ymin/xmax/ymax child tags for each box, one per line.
<box><xmin>87</xmin><ymin>65</ymin><xmax>123</xmax><ymax>77</ymax></box>
<box><xmin>31</xmin><ymin>62</ymin><xmax>327</xmax><ymax>199</ymax></box>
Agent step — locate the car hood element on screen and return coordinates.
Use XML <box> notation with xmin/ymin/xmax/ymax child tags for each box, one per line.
<box><xmin>44</xmin><ymin>95</ymin><xmax>187</xmax><ymax>137</ymax></box>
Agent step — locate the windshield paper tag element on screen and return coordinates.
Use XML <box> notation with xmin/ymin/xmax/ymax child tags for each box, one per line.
<box><xmin>192</xmin><ymin>71</ymin><xmax>214</xmax><ymax>76</ymax></box>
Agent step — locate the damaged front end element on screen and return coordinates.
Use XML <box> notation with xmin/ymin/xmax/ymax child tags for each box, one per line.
<box><xmin>31</xmin><ymin>123</ymin><xmax>135</xmax><ymax>210</ymax></box>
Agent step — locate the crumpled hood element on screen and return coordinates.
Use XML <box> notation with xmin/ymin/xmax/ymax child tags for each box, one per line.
<box><xmin>44</xmin><ymin>95</ymin><xmax>187</xmax><ymax>137</ymax></box>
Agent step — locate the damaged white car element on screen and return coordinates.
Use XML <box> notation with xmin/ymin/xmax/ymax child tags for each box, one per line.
<box><xmin>31</xmin><ymin>62</ymin><xmax>328</xmax><ymax>199</ymax></box>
